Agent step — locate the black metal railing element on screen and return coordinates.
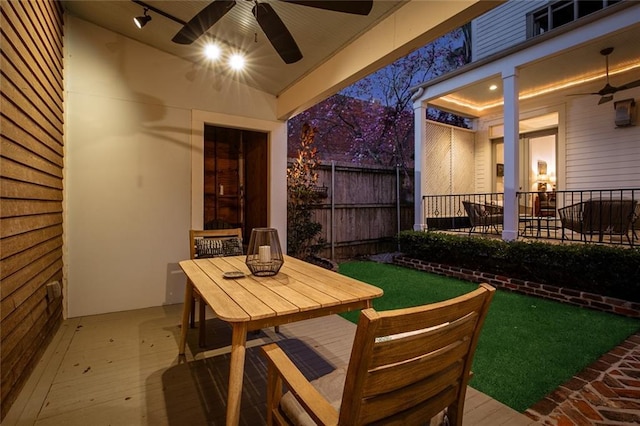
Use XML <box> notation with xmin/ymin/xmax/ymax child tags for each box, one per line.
<box><xmin>423</xmin><ymin>189</ymin><xmax>639</xmax><ymax>246</ymax></box>
<box><xmin>423</xmin><ymin>192</ymin><xmax>504</xmax><ymax>235</ymax></box>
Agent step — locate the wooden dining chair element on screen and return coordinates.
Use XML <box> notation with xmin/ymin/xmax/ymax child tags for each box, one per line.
<box><xmin>189</xmin><ymin>228</ymin><xmax>244</xmax><ymax>347</ymax></box>
<box><xmin>261</xmin><ymin>283</ymin><xmax>496</xmax><ymax>426</ymax></box>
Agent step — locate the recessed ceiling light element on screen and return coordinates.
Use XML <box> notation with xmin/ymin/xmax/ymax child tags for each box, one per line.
<box><xmin>489</xmin><ymin>84</ymin><xmax>498</xmax><ymax>91</ymax></box>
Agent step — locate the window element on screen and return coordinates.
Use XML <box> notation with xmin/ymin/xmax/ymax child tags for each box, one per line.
<box><xmin>527</xmin><ymin>0</ymin><xmax>622</xmax><ymax>38</ymax></box>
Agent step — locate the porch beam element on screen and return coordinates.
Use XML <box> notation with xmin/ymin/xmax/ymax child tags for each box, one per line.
<box><xmin>276</xmin><ymin>0</ymin><xmax>502</xmax><ymax>120</ymax></box>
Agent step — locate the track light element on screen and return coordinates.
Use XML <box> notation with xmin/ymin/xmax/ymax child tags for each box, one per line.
<box><xmin>133</xmin><ymin>8</ymin><xmax>151</xmax><ymax>29</ymax></box>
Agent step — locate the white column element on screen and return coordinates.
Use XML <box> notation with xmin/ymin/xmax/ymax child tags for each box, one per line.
<box><xmin>502</xmin><ymin>68</ymin><xmax>520</xmax><ymax>241</ymax></box>
<box><xmin>413</xmin><ymin>101</ymin><xmax>427</xmax><ymax>230</ymax></box>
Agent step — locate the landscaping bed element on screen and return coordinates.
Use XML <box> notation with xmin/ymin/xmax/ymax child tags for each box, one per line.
<box><xmin>397</xmin><ymin>230</ymin><xmax>640</xmax><ymax>304</ymax></box>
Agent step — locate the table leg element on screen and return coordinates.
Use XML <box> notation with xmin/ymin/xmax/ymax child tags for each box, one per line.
<box><xmin>179</xmin><ymin>279</ymin><xmax>193</xmax><ymax>355</ymax></box>
<box><xmin>227</xmin><ymin>322</ymin><xmax>248</xmax><ymax>426</ymax></box>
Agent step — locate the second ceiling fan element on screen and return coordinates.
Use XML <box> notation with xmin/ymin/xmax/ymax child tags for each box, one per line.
<box><xmin>172</xmin><ymin>0</ymin><xmax>373</xmax><ymax>64</ymax></box>
<box><xmin>570</xmin><ymin>47</ymin><xmax>640</xmax><ymax>105</ymax></box>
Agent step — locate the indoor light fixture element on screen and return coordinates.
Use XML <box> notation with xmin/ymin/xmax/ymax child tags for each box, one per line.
<box><xmin>133</xmin><ymin>8</ymin><xmax>151</xmax><ymax>29</ymax></box>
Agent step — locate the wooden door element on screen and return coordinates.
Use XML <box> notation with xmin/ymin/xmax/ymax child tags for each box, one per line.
<box><xmin>243</xmin><ymin>130</ymin><xmax>269</xmax><ymax>238</ymax></box>
<box><xmin>204</xmin><ymin>126</ymin><xmax>242</xmax><ymax>228</ymax></box>
<box><xmin>203</xmin><ymin>126</ymin><xmax>268</xmax><ymax>238</ymax></box>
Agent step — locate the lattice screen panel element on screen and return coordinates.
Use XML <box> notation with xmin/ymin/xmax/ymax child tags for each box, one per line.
<box><xmin>424</xmin><ymin>122</ymin><xmax>475</xmax><ymax>195</ymax></box>
<box><xmin>452</xmin><ymin>129</ymin><xmax>475</xmax><ymax>194</ymax></box>
<box><xmin>424</xmin><ymin>123</ymin><xmax>452</xmax><ymax>195</ymax></box>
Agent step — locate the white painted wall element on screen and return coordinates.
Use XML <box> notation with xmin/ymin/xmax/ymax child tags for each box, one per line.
<box><xmin>63</xmin><ymin>16</ymin><xmax>285</xmax><ymax>317</ymax></box>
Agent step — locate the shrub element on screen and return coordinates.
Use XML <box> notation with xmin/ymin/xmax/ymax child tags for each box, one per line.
<box><xmin>398</xmin><ymin>230</ymin><xmax>640</xmax><ymax>302</ymax></box>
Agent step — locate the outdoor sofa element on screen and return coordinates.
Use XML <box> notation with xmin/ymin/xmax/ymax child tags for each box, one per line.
<box><xmin>558</xmin><ymin>198</ymin><xmax>639</xmax><ymax>246</ymax></box>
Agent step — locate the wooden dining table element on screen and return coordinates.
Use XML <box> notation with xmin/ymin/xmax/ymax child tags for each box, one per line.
<box><xmin>178</xmin><ymin>254</ymin><xmax>383</xmax><ymax>426</ymax></box>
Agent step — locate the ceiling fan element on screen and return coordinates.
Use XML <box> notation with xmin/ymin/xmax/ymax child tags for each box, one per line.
<box><xmin>171</xmin><ymin>0</ymin><xmax>373</xmax><ymax>64</ymax></box>
<box><xmin>570</xmin><ymin>47</ymin><xmax>640</xmax><ymax>105</ymax></box>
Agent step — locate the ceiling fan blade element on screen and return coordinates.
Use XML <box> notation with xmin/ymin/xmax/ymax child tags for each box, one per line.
<box><xmin>254</xmin><ymin>2</ymin><xmax>302</xmax><ymax>64</ymax></box>
<box><xmin>598</xmin><ymin>95</ymin><xmax>613</xmax><ymax>105</ymax></box>
<box><xmin>172</xmin><ymin>0</ymin><xmax>236</xmax><ymax>45</ymax></box>
<box><xmin>281</xmin><ymin>0</ymin><xmax>373</xmax><ymax>15</ymax></box>
<box><xmin>618</xmin><ymin>79</ymin><xmax>640</xmax><ymax>91</ymax></box>
<box><xmin>566</xmin><ymin>92</ymin><xmax>600</xmax><ymax>96</ymax></box>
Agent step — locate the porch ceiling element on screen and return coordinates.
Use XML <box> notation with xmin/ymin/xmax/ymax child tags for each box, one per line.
<box><xmin>421</xmin><ymin>7</ymin><xmax>640</xmax><ymax>118</ymax></box>
<box><xmin>62</xmin><ymin>1</ymin><xmax>501</xmax><ymax>119</ymax></box>
<box><xmin>62</xmin><ymin>0</ymin><xmax>401</xmax><ymax>94</ymax></box>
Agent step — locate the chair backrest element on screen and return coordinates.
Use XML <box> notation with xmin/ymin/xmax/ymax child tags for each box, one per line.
<box><xmin>584</xmin><ymin>199</ymin><xmax>636</xmax><ymax>233</ymax></box>
<box><xmin>461</xmin><ymin>201</ymin><xmax>480</xmax><ymax>226</ymax></box>
<box><xmin>339</xmin><ymin>283</ymin><xmax>495</xmax><ymax>426</ymax></box>
<box><xmin>189</xmin><ymin>228</ymin><xmax>243</xmax><ymax>259</ymax></box>
<box><xmin>559</xmin><ymin>202</ymin><xmax>584</xmax><ymax>229</ymax></box>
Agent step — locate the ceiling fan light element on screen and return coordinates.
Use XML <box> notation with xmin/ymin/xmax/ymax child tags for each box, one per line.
<box><xmin>229</xmin><ymin>53</ymin><xmax>245</xmax><ymax>71</ymax></box>
<box><xmin>134</xmin><ymin>9</ymin><xmax>151</xmax><ymax>29</ymax></box>
<box><xmin>204</xmin><ymin>43</ymin><xmax>222</xmax><ymax>60</ymax></box>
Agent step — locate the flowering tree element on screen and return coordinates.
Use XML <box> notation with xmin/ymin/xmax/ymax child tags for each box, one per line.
<box><xmin>288</xmin><ymin>26</ymin><xmax>471</xmax><ymax>190</ymax></box>
<box><xmin>286</xmin><ymin>123</ymin><xmax>325</xmax><ymax>259</ymax></box>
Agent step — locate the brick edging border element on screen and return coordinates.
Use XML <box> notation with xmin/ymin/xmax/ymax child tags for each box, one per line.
<box><xmin>393</xmin><ymin>255</ymin><xmax>640</xmax><ymax>318</ymax></box>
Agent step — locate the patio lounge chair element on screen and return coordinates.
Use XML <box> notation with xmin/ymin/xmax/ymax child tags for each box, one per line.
<box><xmin>558</xmin><ymin>198</ymin><xmax>639</xmax><ymax>246</ymax></box>
<box><xmin>462</xmin><ymin>200</ymin><xmax>503</xmax><ymax>235</ymax></box>
<box><xmin>261</xmin><ymin>283</ymin><xmax>496</xmax><ymax>426</ymax></box>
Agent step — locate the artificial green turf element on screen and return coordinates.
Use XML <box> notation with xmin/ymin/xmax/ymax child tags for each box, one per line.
<box><xmin>338</xmin><ymin>261</ymin><xmax>640</xmax><ymax>412</ymax></box>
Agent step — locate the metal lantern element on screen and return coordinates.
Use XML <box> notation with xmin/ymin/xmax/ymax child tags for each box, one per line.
<box><xmin>245</xmin><ymin>228</ymin><xmax>284</xmax><ymax>276</ymax></box>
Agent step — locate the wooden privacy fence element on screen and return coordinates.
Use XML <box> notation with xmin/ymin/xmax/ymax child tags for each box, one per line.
<box><xmin>288</xmin><ymin>160</ymin><xmax>415</xmax><ymax>260</ymax></box>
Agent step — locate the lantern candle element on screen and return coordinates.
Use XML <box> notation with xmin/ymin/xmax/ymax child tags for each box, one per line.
<box><xmin>259</xmin><ymin>245</ymin><xmax>271</xmax><ymax>263</ymax></box>
<box><xmin>246</xmin><ymin>228</ymin><xmax>283</xmax><ymax>276</ymax></box>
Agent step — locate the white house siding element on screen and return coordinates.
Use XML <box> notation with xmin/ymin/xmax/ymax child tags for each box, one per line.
<box><xmin>564</xmin><ymin>87</ymin><xmax>640</xmax><ymax>190</ymax></box>
<box><xmin>64</xmin><ymin>16</ymin><xmax>285</xmax><ymax>317</ymax></box>
<box><xmin>473</xmin><ymin>87</ymin><xmax>640</xmax><ymax>196</ymax></box>
<box><xmin>472</xmin><ymin>1</ymin><xmax>545</xmax><ymax>61</ymax></box>
<box><xmin>472</xmin><ymin>116</ymin><xmax>497</xmax><ymax>194</ymax></box>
